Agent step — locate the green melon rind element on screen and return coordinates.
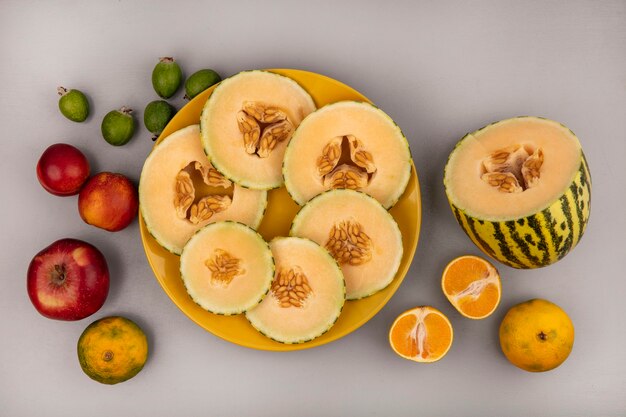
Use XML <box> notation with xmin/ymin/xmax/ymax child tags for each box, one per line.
<box><xmin>245</xmin><ymin>236</ymin><xmax>346</xmax><ymax>344</ymax></box>
<box><xmin>179</xmin><ymin>221</ymin><xmax>275</xmax><ymax>315</ymax></box>
<box><xmin>443</xmin><ymin>116</ymin><xmax>591</xmax><ymax>269</ymax></box>
<box><xmin>200</xmin><ymin>70</ymin><xmax>316</xmax><ymax>190</ymax></box>
<box><xmin>289</xmin><ymin>188</ymin><xmax>403</xmax><ymax>300</ymax></box>
<box><xmin>139</xmin><ymin>125</ymin><xmax>268</xmax><ymax>255</ymax></box>
<box><xmin>141</xmin><ymin>192</ymin><xmax>268</xmax><ymax>256</ymax></box>
<box><xmin>283</xmin><ymin>100</ymin><xmax>412</xmax><ymax>209</ymax></box>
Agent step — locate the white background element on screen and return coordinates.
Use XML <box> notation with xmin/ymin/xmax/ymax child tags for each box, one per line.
<box><xmin>1</xmin><ymin>1</ymin><xmax>625</xmax><ymax>416</ymax></box>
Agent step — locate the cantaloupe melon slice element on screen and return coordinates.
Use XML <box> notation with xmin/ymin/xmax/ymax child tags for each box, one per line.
<box><xmin>245</xmin><ymin>237</ymin><xmax>345</xmax><ymax>344</ymax></box>
<box><xmin>200</xmin><ymin>70</ymin><xmax>316</xmax><ymax>190</ymax></box>
<box><xmin>283</xmin><ymin>101</ymin><xmax>412</xmax><ymax>208</ymax></box>
<box><xmin>139</xmin><ymin>125</ymin><xmax>267</xmax><ymax>255</ymax></box>
<box><xmin>444</xmin><ymin>116</ymin><xmax>591</xmax><ymax>268</ymax></box>
<box><xmin>290</xmin><ymin>189</ymin><xmax>403</xmax><ymax>300</ymax></box>
<box><xmin>180</xmin><ymin>221</ymin><xmax>274</xmax><ymax>315</ymax></box>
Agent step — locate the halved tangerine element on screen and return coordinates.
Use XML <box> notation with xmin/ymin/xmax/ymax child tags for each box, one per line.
<box><xmin>441</xmin><ymin>255</ymin><xmax>501</xmax><ymax>319</ymax></box>
<box><xmin>388</xmin><ymin>306</ymin><xmax>453</xmax><ymax>363</ymax></box>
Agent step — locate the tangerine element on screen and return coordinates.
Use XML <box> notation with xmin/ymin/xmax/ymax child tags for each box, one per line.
<box><xmin>389</xmin><ymin>306</ymin><xmax>453</xmax><ymax>363</ymax></box>
<box><xmin>441</xmin><ymin>255</ymin><xmax>501</xmax><ymax>319</ymax></box>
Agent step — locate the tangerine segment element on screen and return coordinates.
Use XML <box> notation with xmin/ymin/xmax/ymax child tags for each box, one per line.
<box><xmin>389</xmin><ymin>306</ymin><xmax>453</xmax><ymax>363</ymax></box>
<box><xmin>442</xmin><ymin>255</ymin><xmax>501</xmax><ymax>319</ymax></box>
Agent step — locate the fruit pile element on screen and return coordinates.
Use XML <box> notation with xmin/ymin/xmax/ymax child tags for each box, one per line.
<box><xmin>29</xmin><ymin>58</ymin><xmax>592</xmax><ymax>380</ymax></box>
<box><xmin>145</xmin><ymin>57</ymin><xmax>221</xmax><ymax>140</ymax></box>
<box><xmin>140</xmin><ymin>70</ymin><xmax>413</xmax><ymax>343</ymax></box>
<box><xmin>29</xmin><ymin>58</ymin><xmax>222</xmax><ymax>384</ymax></box>
<box><xmin>389</xmin><ymin>116</ymin><xmax>590</xmax><ymax>371</ymax></box>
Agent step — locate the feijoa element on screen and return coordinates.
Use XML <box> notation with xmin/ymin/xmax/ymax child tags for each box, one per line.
<box><xmin>151</xmin><ymin>57</ymin><xmax>182</xmax><ymax>99</ymax></box>
<box><xmin>184</xmin><ymin>69</ymin><xmax>221</xmax><ymax>100</ymax></box>
<box><xmin>101</xmin><ymin>107</ymin><xmax>135</xmax><ymax>146</ymax></box>
<box><xmin>58</xmin><ymin>87</ymin><xmax>89</xmax><ymax>122</ymax></box>
<box><xmin>144</xmin><ymin>100</ymin><xmax>175</xmax><ymax>140</ymax></box>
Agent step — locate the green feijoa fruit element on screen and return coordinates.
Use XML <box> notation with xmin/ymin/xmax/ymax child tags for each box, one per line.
<box><xmin>144</xmin><ymin>100</ymin><xmax>176</xmax><ymax>140</ymax></box>
<box><xmin>101</xmin><ymin>107</ymin><xmax>135</xmax><ymax>146</ymax></box>
<box><xmin>184</xmin><ymin>69</ymin><xmax>221</xmax><ymax>100</ymax></box>
<box><xmin>151</xmin><ymin>57</ymin><xmax>182</xmax><ymax>99</ymax></box>
<box><xmin>58</xmin><ymin>87</ymin><xmax>89</xmax><ymax>122</ymax></box>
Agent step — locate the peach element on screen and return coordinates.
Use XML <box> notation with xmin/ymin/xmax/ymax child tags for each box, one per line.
<box><xmin>37</xmin><ymin>143</ymin><xmax>90</xmax><ymax>196</ymax></box>
<box><xmin>78</xmin><ymin>172</ymin><xmax>138</xmax><ymax>232</ymax></box>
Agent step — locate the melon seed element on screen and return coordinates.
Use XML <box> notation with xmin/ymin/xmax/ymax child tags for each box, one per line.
<box><xmin>236</xmin><ymin>102</ymin><xmax>293</xmax><ymax>158</ymax></box>
<box><xmin>101</xmin><ymin>107</ymin><xmax>135</xmax><ymax>146</ymax></box>
<box><xmin>481</xmin><ymin>144</ymin><xmax>544</xmax><ymax>191</ymax></box>
<box><xmin>325</xmin><ymin>220</ymin><xmax>372</xmax><ymax>265</ymax></box>
<box><xmin>205</xmin><ymin>249</ymin><xmax>242</xmax><ymax>285</ymax></box>
<box><xmin>317</xmin><ymin>135</ymin><xmax>375</xmax><ymax>189</ymax></box>
<box><xmin>271</xmin><ymin>268</ymin><xmax>313</xmax><ymax>308</ymax></box>
<box><xmin>144</xmin><ymin>100</ymin><xmax>176</xmax><ymax>140</ymax></box>
<box><xmin>152</xmin><ymin>57</ymin><xmax>182</xmax><ymax>99</ymax></box>
<box><xmin>58</xmin><ymin>87</ymin><xmax>89</xmax><ymax>122</ymax></box>
<box><xmin>184</xmin><ymin>69</ymin><xmax>221</xmax><ymax>100</ymax></box>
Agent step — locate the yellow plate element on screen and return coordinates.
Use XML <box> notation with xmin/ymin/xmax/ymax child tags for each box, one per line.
<box><xmin>139</xmin><ymin>69</ymin><xmax>422</xmax><ymax>351</ymax></box>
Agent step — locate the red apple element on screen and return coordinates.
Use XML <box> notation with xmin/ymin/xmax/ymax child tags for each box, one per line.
<box><xmin>37</xmin><ymin>143</ymin><xmax>90</xmax><ymax>196</ymax></box>
<box><xmin>27</xmin><ymin>238</ymin><xmax>109</xmax><ymax>320</ymax></box>
<box><xmin>78</xmin><ymin>172</ymin><xmax>138</xmax><ymax>232</ymax></box>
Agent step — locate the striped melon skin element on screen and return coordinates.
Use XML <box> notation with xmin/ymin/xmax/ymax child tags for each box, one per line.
<box><xmin>445</xmin><ymin>118</ymin><xmax>591</xmax><ymax>269</ymax></box>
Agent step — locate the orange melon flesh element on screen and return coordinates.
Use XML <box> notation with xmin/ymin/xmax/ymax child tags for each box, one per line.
<box><xmin>444</xmin><ymin>117</ymin><xmax>582</xmax><ymax>219</ymax></box>
<box><xmin>179</xmin><ymin>222</ymin><xmax>274</xmax><ymax>315</ymax></box>
<box><xmin>139</xmin><ymin>125</ymin><xmax>267</xmax><ymax>255</ymax></box>
<box><xmin>290</xmin><ymin>190</ymin><xmax>403</xmax><ymax>300</ymax></box>
<box><xmin>200</xmin><ymin>70</ymin><xmax>316</xmax><ymax>190</ymax></box>
<box><xmin>284</xmin><ymin>101</ymin><xmax>411</xmax><ymax>209</ymax></box>
<box><xmin>245</xmin><ymin>237</ymin><xmax>345</xmax><ymax>344</ymax></box>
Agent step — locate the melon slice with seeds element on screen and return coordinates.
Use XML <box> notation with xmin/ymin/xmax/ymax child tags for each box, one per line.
<box><xmin>290</xmin><ymin>189</ymin><xmax>403</xmax><ymax>300</ymax></box>
<box><xmin>245</xmin><ymin>237</ymin><xmax>345</xmax><ymax>344</ymax></box>
<box><xmin>284</xmin><ymin>101</ymin><xmax>411</xmax><ymax>208</ymax></box>
<box><xmin>139</xmin><ymin>125</ymin><xmax>267</xmax><ymax>255</ymax></box>
<box><xmin>180</xmin><ymin>221</ymin><xmax>274</xmax><ymax>315</ymax></box>
<box><xmin>200</xmin><ymin>70</ymin><xmax>316</xmax><ymax>190</ymax></box>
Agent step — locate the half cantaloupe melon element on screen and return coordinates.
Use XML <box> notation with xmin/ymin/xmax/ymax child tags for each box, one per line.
<box><xmin>290</xmin><ymin>189</ymin><xmax>403</xmax><ymax>300</ymax></box>
<box><xmin>180</xmin><ymin>221</ymin><xmax>274</xmax><ymax>315</ymax></box>
<box><xmin>444</xmin><ymin>116</ymin><xmax>591</xmax><ymax>269</ymax></box>
<box><xmin>283</xmin><ymin>101</ymin><xmax>412</xmax><ymax>209</ymax></box>
<box><xmin>139</xmin><ymin>125</ymin><xmax>267</xmax><ymax>255</ymax></box>
<box><xmin>245</xmin><ymin>237</ymin><xmax>345</xmax><ymax>344</ymax></box>
<box><xmin>200</xmin><ymin>70</ymin><xmax>316</xmax><ymax>190</ymax></box>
